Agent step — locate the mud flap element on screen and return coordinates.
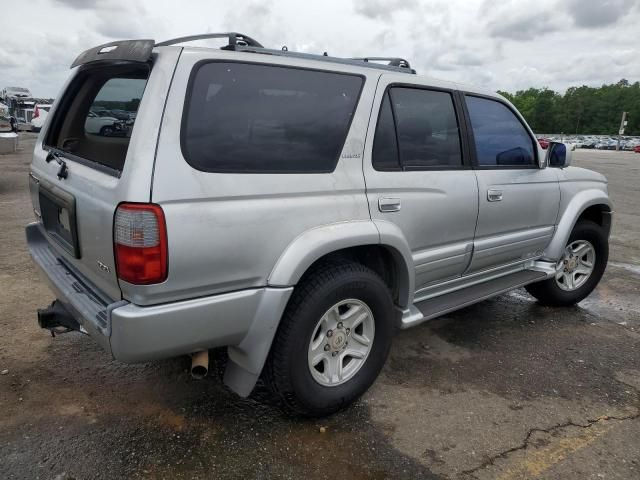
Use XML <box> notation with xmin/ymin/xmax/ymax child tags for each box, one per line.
<box><xmin>224</xmin><ymin>287</ymin><xmax>293</xmax><ymax>397</ymax></box>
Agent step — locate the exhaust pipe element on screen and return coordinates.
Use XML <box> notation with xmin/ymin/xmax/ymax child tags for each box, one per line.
<box><xmin>38</xmin><ymin>300</ymin><xmax>81</xmax><ymax>336</ymax></box>
<box><xmin>190</xmin><ymin>350</ymin><xmax>209</xmax><ymax>379</ymax></box>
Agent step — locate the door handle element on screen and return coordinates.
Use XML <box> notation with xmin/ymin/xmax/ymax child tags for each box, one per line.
<box><xmin>378</xmin><ymin>197</ymin><xmax>401</xmax><ymax>213</ymax></box>
<box><xmin>487</xmin><ymin>189</ymin><xmax>503</xmax><ymax>202</ymax></box>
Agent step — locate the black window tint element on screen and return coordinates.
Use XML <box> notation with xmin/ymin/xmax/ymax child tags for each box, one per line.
<box><xmin>372</xmin><ymin>92</ymin><xmax>400</xmax><ymax>171</ymax></box>
<box><xmin>390</xmin><ymin>88</ymin><xmax>462</xmax><ymax>168</ymax></box>
<box><xmin>183</xmin><ymin>62</ymin><xmax>363</xmax><ymax>173</ymax></box>
<box><xmin>466</xmin><ymin>96</ymin><xmax>535</xmax><ymax>167</ymax></box>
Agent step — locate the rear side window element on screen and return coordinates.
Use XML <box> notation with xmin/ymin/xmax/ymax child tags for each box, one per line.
<box><xmin>182</xmin><ymin>62</ymin><xmax>363</xmax><ymax>173</ymax></box>
<box><xmin>46</xmin><ymin>64</ymin><xmax>149</xmax><ymax>174</ymax></box>
<box><xmin>466</xmin><ymin>95</ymin><xmax>535</xmax><ymax>167</ymax></box>
<box><xmin>373</xmin><ymin>87</ymin><xmax>462</xmax><ymax>170</ymax></box>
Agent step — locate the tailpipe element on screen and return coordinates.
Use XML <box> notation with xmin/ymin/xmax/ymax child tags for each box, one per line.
<box><xmin>190</xmin><ymin>350</ymin><xmax>209</xmax><ymax>379</ymax></box>
<box><xmin>37</xmin><ymin>300</ymin><xmax>81</xmax><ymax>336</ymax></box>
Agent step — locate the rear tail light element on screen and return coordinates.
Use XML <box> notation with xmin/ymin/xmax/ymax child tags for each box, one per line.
<box><xmin>114</xmin><ymin>203</ymin><xmax>167</xmax><ymax>284</ymax></box>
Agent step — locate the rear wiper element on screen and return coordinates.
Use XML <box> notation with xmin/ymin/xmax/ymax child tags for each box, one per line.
<box><xmin>45</xmin><ymin>148</ymin><xmax>69</xmax><ymax>180</ymax></box>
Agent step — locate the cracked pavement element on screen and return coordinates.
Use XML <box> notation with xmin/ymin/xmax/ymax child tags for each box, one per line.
<box><xmin>1</xmin><ymin>136</ymin><xmax>639</xmax><ymax>479</ymax></box>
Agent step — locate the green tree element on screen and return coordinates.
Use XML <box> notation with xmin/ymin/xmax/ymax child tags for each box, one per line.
<box><xmin>498</xmin><ymin>80</ymin><xmax>640</xmax><ymax>135</ymax></box>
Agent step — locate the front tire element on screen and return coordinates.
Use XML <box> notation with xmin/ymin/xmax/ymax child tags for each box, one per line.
<box><xmin>100</xmin><ymin>126</ymin><xmax>114</xmax><ymax>136</ymax></box>
<box><xmin>526</xmin><ymin>220</ymin><xmax>608</xmax><ymax>306</ymax></box>
<box><xmin>264</xmin><ymin>262</ymin><xmax>395</xmax><ymax>417</ymax></box>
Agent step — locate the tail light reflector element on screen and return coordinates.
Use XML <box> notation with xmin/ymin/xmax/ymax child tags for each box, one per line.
<box><xmin>114</xmin><ymin>203</ymin><xmax>167</xmax><ymax>284</ymax></box>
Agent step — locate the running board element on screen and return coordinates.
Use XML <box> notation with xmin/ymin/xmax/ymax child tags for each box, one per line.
<box><xmin>400</xmin><ymin>269</ymin><xmax>548</xmax><ymax>329</ymax></box>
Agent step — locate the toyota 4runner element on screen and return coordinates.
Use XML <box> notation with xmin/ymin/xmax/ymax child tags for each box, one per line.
<box><xmin>26</xmin><ymin>33</ymin><xmax>612</xmax><ymax>416</ymax></box>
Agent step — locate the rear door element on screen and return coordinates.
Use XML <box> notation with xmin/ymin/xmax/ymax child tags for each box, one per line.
<box><xmin>363</xmin><ymin>76</ymin><xmax>479</xmax><ymax>296</ymax></box>
<box><xmin>463</xmin><ymin>94</ymin><xmax>560</xmax><ymax>273</ymax></box>
<box><xmin>29</xmin><ymin>47</ymin><xmax>180</xmax><ymax>300</ymax></box>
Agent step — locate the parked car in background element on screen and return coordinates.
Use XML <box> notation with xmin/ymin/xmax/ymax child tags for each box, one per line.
<box><xmin>634</xmin><ymin>145</ymin><xmax>640</xmax><ymax>153</ymax></box>
<box><xmin>108</xmin><ymin>109</ymin><xmax>131</xmax><ymax>121</ymax></box>
<box><xmin>30</xmin><ymin>104</ymin><xmax>52</xmax><ymax>132</ymax></box>
<box><xmin>538</xmin><ymin>135</ymin><xmax>640</xmax><ymax>151</ymax></box>
<box><xmin>621</xmin><ymin>139</ymin><xmax>639</xmax><ymax>151</ymax></box>
<box><xmin>84</xmin><ymin>111</ymin><xmax>123</xmax><ymax>136</ymax></box>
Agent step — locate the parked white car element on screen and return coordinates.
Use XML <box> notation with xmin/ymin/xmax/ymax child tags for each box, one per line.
<box><xmin>84</xmin><ymin>111</ymin><xmax>121</xmax><ymax>135</ymax></box>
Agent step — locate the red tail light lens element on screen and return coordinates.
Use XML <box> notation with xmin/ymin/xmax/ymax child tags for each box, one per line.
<box><xmin>114</xmin><ymin>203</ymin><xmax>167</xmax><ymax>285</ymax></box>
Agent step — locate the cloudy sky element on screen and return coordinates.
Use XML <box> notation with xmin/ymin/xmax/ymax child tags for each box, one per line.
<box><xmin>2</xmin><ymin>0</ymin><xmax>639</xmax><ymax>98</ymax></box>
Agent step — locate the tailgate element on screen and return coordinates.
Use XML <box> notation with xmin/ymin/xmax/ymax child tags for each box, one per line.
<box><xmin>29</xmin><ymin>46</ymin><xmax>181</xmax><ymax>300</ymax></box>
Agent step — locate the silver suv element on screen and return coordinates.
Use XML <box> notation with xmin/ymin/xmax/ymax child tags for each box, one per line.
<box><xmin>26</xmin><ymin>33</ymin><xmax>612</xmax><ymax>416</ymax></box>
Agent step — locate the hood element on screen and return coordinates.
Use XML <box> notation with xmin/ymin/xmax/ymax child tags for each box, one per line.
<box><xmin>561</xmin><ymin>166</ymin><xmax>607</xmax><ymax>184</ymax></box>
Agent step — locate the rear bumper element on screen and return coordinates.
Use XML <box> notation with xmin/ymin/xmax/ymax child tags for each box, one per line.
<box><xmin>26</xmin><ymin>222</ymin><xmax>121</xmax><ymax>354</ymax></box>
<box><xmin>26</xmin><ymin>222</ymin><xmax>292</xmax><ymax>363</ymax></box>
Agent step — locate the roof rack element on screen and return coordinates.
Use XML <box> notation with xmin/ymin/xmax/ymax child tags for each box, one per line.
<box><xmin>154</xmin><ymin>32</ymin><xmax>416</xmax><ymax>74</ymax></box>
<box><xmin>351</xmin><ymin>57</ymin><xmax>413</xmax><ymax>70</ymax></box>
<box><xmin>155</xmin><ymin>32</ymin><xmax>263</xmax><ymax>49</ymax></box>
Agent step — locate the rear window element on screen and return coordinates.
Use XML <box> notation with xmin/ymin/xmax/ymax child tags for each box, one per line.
<box><xmin>182</xmin><ymin>62</ymin><xmax>363</xmax><ymax>173</ymax></box>
<box><xmin>45</xmin><ymin>64</ymin><xmax>149</xmax><ymax>174</ymax></box>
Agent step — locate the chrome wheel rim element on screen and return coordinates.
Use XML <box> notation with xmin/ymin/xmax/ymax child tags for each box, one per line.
<box><xmin>555</xmin><ymin>240</ymin><xmax>596</xmax><ymax>291</ymax></box>
<box><xmin>307</xmin><ymin>299</ymin><xmax>375</xmax><ymax>387</ymax></box>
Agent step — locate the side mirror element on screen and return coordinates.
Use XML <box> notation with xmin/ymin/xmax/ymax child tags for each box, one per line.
<box><xmin>546</xmin><ymin>142</ymin><xmax>572</xmax><ymax>168</ymax></box>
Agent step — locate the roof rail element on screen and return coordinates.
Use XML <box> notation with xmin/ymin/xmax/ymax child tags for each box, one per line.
<box><xmin>155</xmin><ymin>32</ymin><xmax>416</xmax><ymax>74</ymax></box>
<box><xmin>351</xmin><ymin>57</ymin><xmax>413</xmax><ymax>70</ymax></box>
<box><xmin>155</xmin><ymin>32</ymin><xmax>263</xmax><ymax>49</ymax></box>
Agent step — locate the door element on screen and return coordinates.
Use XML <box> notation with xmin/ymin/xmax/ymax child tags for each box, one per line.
<box><xmin>363</xmin><ymin>77</ymin><xmax>479</xmax><ymax>294</ymax></box>
<box><xmin>463</xmin><ymin>94</ymin><xmax>560</xmax><ymax>273</ymax></box>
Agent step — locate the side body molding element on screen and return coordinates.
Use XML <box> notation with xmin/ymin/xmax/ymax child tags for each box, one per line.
<box><xmin>543</xmin><ymin>189</ymin><xmax>612</xmax><ymax>261</ymax></box>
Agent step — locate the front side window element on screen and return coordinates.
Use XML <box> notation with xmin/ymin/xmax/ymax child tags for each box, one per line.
<box><xmin>372</xmin><ymin>86</ymin><xmax>462</xmax><ymax>170</ymax></box>
<box><xmin>182</xmin><ymin>62</ymin><xmax>363</xmax><ymax>173</ymax></box>
<box><xmin>466</xmin><ymin>96</ymin><xmax>535</xmax><ymax>167</ymax></box>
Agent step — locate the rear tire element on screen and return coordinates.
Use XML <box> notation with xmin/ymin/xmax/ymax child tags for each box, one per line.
<box><xmin>263</xmin><ymin>262</ymin><xmax>395</xmax><ymax>417</ymax></box>
<box><xmin>526</xmin><ymin>220</ymin><xmax>608</xmax><ymax>306</ymax></box>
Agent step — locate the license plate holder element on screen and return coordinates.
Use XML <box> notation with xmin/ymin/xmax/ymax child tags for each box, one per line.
<box><xmin>38</xmin><ymin>180</ymin><xmax>81</xmax><ymax>258</ymax></box>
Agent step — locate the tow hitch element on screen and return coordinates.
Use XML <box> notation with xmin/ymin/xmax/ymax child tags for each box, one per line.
<box><xmin>37</xmin><ymin>301</ymin><xmax>81</xmax><ymax>336</ymax></box>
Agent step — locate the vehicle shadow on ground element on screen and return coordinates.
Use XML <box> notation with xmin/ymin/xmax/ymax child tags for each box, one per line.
<box><xmin>2</xmin><ymin>287</ymin><xmax>638</xmax><ymax>480</ymax></box>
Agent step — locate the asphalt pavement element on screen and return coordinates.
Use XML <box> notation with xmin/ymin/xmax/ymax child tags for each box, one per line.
<box><xmin>1</xmin><ymin>134</ymin><xmax>638</xmax><ymax>479</ymax></box>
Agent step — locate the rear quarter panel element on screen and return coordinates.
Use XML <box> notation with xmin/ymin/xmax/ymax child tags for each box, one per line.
<box><xmin>135</xmin><ymin>50</ymin><xmax>377</xmax><ymax>305</ymax></box>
